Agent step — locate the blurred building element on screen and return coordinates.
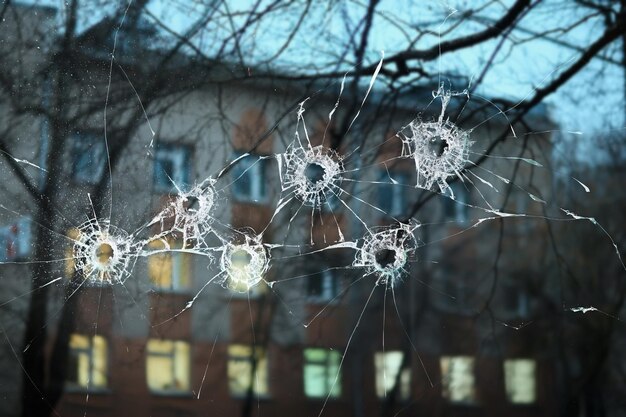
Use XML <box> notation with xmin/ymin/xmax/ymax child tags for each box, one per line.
<box><xmin>0</xmin><ymin>3</ymin><xmax>561</xmax><ymax>417</ymax></box>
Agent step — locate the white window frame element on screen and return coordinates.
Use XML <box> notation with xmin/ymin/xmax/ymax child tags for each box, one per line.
<box><xmin>231</xmin><ymin>153</ymin><xmax>268</xmax><ymax>203</ymax></box>
<box><xmin>154</xmin><ymin>143</ymin><xmax>190</xmax><ymax>194</ymax></box>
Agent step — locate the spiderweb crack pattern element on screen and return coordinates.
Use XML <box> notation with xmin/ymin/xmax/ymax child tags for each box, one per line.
<box><xmin>353</xmin><ymin>221</ymin><xmax>420</xmax><ymax>287</ymax></box>
<box><xmin>400</xmin><ymin>86</ymin><xmax>472</xmax><ymax>194</ymax></box>
<box><xmin>147</xmin><ymin>179</ymin><xmax>218</xmax><ymax>247</ymax></box>
<box><xmin>72</xmin><ymin>218</ymin><xmax>136</xmax><ymax>284</ymax></box>
<box><xmin>219</xmin><ymin>230</ymin><xmax>270</xmax><ymax>293</ymax></box>
<box><xmin>279</xmin><ymin>143</ymin><xmax>344</xmax><ymax>210</ymax></box>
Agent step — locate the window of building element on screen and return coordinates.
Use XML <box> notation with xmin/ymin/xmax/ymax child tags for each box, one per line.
<box><xmin>71</xmin><ymin>132</ymin><xmax>106</xmax><ymax>184</ymax></box>
<box><xmin>442</xmin><ymin>182</ymin><xmax>469</xmax><ymax>224</ymax></box>
<box><xmin>378</xmin><ymin>171</ymin><xmax>408</xmax><ymax>217</ymax></box>
<box><xmin>227</xmin><ymin>344</ymin><xmax>269</xmax><ymax>397</ymax></box>
<box><xmin>154</xmin><ymin>143</ymin><xmax>191</xmax><ymax>193</ymax></box>
<box><xmin>374</xmin><ymin>351</ymin><xmax>411</xmax><ymax>399</ymax></box>
<box><xmin>440</xmin><ymin>356</ymin><xmax>476</xmax><ymax>404</ymax></box>
<box><xmin>231</xmin><ymin>153</ymin><xmax>268</xmax><ymax>203</ymax></box>
<box><xmin>65</xmin><ymin>228</ymin><xmax>80</xmax><ymax>277</ymax></box>
<box><xmin>307</xmin><ymin>269</ymin><xmax>339</xmax><ymax>303</ymax></box>
<box><xmin>146</xmin><ymin>339</ymin><xmax>190</xmax><ymax>393</ymax></box>
<box><xmin>303</xmin><ymin>348</ymin><xmax>341</xmax><ymax>399</ymax></box>
<box><xmin>504</xmin><ymin>359</ymin><xmax>536</xmax><ymax>404</ymax></box>
<box><xmin>226</xmin><ymin>248</ymin><xmax>268</xmax><ymax>297</ymax></box>
<box><xmin>147</xmin><ymin>240</ymin><xmax>191</xmax><ymax>292</ymax></box>
<box><xmin>504</xmin><ymin>284</ymin><xmax>530</xmax><ymax>317</ymax></box>
<box><xmin>67</xmin><ymin>334</ymin><xmax>108</xmax><ymax>390</ymax></box>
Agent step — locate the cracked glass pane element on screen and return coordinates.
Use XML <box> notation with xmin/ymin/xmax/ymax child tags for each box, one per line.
<box><xmin>0</xmin><ymin>1</ymin><xmax>624</xmax><ymax>417</ymax></box>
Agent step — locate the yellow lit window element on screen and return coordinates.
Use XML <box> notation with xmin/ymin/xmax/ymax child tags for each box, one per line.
<box><xmin>303</xmin><ymin>348</ymin><xmax>341</xmax><ymax>398</ymax></box>
<box><xmin>148</xmin><ymin>240</ymin><xmax>191</xmax><ymax>291</ymax></box>
<box><xmin>65</xmin><ymin>228</ymin><xmax>80</xmax><ymax>277</ymax></box>
<box><xmin>146</xmin><ymin>339</ymin><xmax>190</xmax><ymax>392</ymax></box>
<box><xmin>440</xmin><ymin>356</ymin><xmax>476</xmax><ymax>403</ymax></box>
<box><xmin>227</xmin><ymin>344</ymin><xmax>268</xmax><ymax>397</ymax></box>
<box><xmin>374</xmin><ymin>351</ymin><xmax>411</xmax><ymax>399</ymax></box>
<box><xmin>226</xmin><ymin>249</ymin><xmax>267</xmax><ymax>296</ymax></box>
<box><xmin>504</xmin><ymin>359</ymin><xmax>536</xmax><ymax>404</ymax></box>
<box><xmin>67</xmin><ymin>334</ymin><xmax>108</xmax><ymax>389</ymax></box>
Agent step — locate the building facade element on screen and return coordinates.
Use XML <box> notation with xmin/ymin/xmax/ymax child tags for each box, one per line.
<box><xmin>0</xmin><ymin>3</ymin><xmax>561</xmax><ymax>417</ymax></box>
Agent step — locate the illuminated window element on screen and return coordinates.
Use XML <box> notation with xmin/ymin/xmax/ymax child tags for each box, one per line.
<box><xmin>67</xmin><ymin>334</ymin><xmax>108</xmax><ymax>389</ymax></box>
<box><xmin>154</xmin><ymin>142</ymin><xmax>190</xmax><ymax>193</ymax></box>
<box><xmin>231</xmin><ymin>153</ymin><xmax>268</xmax><ymax>203</ymax></box>
<box><xmin>440</xmin><ymin>356</ymin><xmax>476</xmax><ymax>403</ymax></box>
<box><xmin>227</xmin><ymin>344</ymin><xmax>269</xmax><ymax>397</ymax></box>
<box><xmin>303</xmin><ymin>348</ymin><xmax>341</xmax><ymax>398</ymax></box>
<box><xmin>65</xmin><ymin>228</ymin><xmax>80</xmax><ymax>277</ymax></box>
<box><xmin>71</xmin><ymin>132</ymin><xmax>106</xmax><ymax>184</ymax></box>
<box><xmin>226</xmin><ymin>247</ymin><xmax>268</xmax><ymax>296</ymax></box>
<box><xmin>307</xmin><ymin>269</ymin><xmax>339</xmax><ymax>303</ymax></box>
<box><xmin>504</xmin><ymin>359</ymin><xmax>536</xmax><ymax>404</ymax></box>
<box><xmin>374</xmin><ymin>351</ymin><xmax>411</xmax><ymax>399</ymax></box>
<box><xmin>146</xmin><ymin>339</ymin><xmax>190</xmax><ymax>393</ymax></box>
<box><xmin>378</xmin><ymin>171</ymin><xmax>408</xmax><ymax>217</ymax></box>
<box><xmin>147</xmin><ymin>240</ymin><xmax>191</xmax><ymax>291</ymax></box>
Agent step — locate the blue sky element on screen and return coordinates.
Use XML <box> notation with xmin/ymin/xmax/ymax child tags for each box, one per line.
<box><xmin>30</xmin><ymin>0</ymin><xmax>626</xmax><ymax>163</ymax></box>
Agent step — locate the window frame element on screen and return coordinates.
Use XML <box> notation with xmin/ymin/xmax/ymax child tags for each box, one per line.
<box><xmin>306</xmin><ymin>269</ymin><xmax>340</xmax><ymax>304</ymax></box>
<box><xmin>147</xmin><ymin>239</ymin><xmax>192</xmax><ymax>293</ymax></box>
<box><xmin>66</xmin><ymin>333</ymin><xmax>108</xmax><ymax>392</ymax></box>
<box><xmin>303</xmin><ymin>347</ymin><xmax>342</xmax><ymax>399</ymax></box>
<box><xmin>440</xmin><ymin>355</ymin><xmax>477</xmax><ymax>405</ymax></box>
<box><xmin>503</xmin><ymin>358</ymin><xmax>537</xmax><ymax>405</ymax></box>
<box><xmin>145</xmin><ymin>339</ymin><xmax>191</xmax><ymax>395</ymax></box>
<box><xmin>230</xmin><ymin>152</ymin><xmax>269</xmax><ymax>204</ymax></box>
<box><xmin>227</xmin><ymin>344</ymin><xmax>270</xmax><ymax>398</ymax></box>
<box><xmin>70</xmin><ymin>131</ymin><xmax>107</xmax><ymax>185</ymax></box>
<box><xmin>504</xmin><ymin>283</ymin><xmax>530</xmax><ymax>318</ymax></box>
<box><xmin>153</xmin><ymin>142</ymin><xmax>192</xmax><ymax>194</ymax></box>
<box><xmin>377</xmin><ymin>170</ymin><xmax>409</xmax><ymax>217</ymax></box>
<box><xmin>374</xmin><ymin>351</ymin><xmax>411</xmax><ymax>400</ymax></box>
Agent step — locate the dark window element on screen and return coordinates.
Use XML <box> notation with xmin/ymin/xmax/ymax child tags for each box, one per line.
<box><xmin>307</xmin><ymin>269</ymin><xmax>339</xmax><ymax>302</ymax></box>
<box><xmin>154</xmin><ymin>143</ymin><xmax>190</xmax><ymax>193</ymax></box>
<box><xmin>231</xmin><ymin>153</ymin><xmax>268</xmax><ymax>203</ymax></box>
<box><xmin>504</xmin><ymin>284</ymin><xmax>530</xmax><ymax>317</ymax></box>
<box><xmin>378</xmin><ymin>171</ymin><xmax>408</xmax><ymax>217</ymax></box>
<box><xmin>71</xmin><ymin>132</ymin><xmax>106</xmax><ymax>184</ymax></box>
